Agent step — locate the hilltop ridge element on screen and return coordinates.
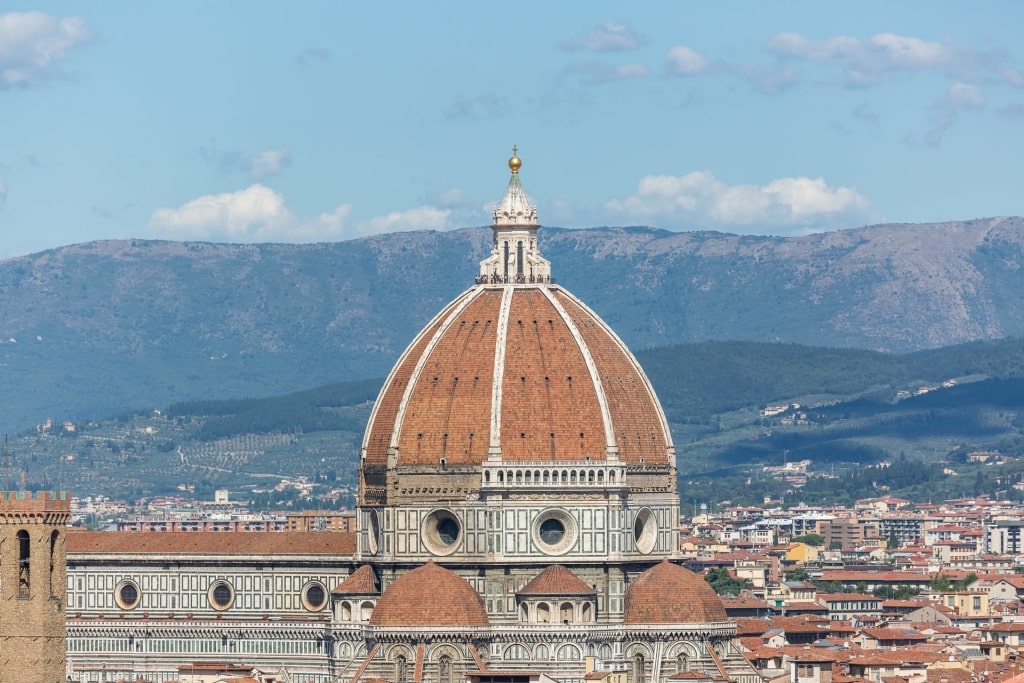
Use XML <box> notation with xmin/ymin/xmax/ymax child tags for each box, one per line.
<box><xmin>1</xmin><ymin>217</ymin><xmax>1023</xmax><ymax>430</ymax></box>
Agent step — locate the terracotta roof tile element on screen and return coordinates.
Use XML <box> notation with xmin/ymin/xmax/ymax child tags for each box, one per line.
<box><xmin>517</xmin><ymin>565</ymin><xmax>595</xmax><ymax>596</ymax></box>
<box><xmin>370</xmin><ymin>560</ymin><xmax>488</xmax><ymax>628</ymax></box>
<box><xmin>364</xmin><ymin>285</ymin><xmax>673</xmax><ymax>469</ymax></box>
<box><xmin>624</xmin><ymin>559</ymin><xmax>727</xmax><ymax>624</ymax></box>
<box><xmin>333</xmin><ymin>565</ymin><xmax>380</xmax><ymax>595</ymax></box>
<box><xmin>67</xmin><ymin>529</ymin><xmax>355</xmax><ymax>555</ymax></box>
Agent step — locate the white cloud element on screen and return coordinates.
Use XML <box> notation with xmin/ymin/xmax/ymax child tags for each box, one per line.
<box><xmin>148</xmin><ymin>185</ymin><xmax>295</xmax><ymax>241</ymax></box>
<box><xmin>359</xmin><ymin>206</ymin><xmax>451</xmax><ymax>235</ymax></box>
<box><xmin>925</xmin><ymin>82</ymin><xmax>986</xmax><ymax>147</ymax></box>
<box><xmin>566</xmin><ymin>60</ymin><xmax>650</xmax><ymax>85</ymax></box>
<box><xmin>444</xmin><ymin>92</ymin><xmax>509</xmax><ymax>120</ymax></box>
<box><xmin>946</xmin><ymin>82</ymin><xmax>984</xmax><ymax>110</ymax></box>
<box><xmin>0</xmin><ymin>11</ymin><xmax>94</xmax><ymax>89</ymax></box>
<box><xmin>562</xmin><ymin>22</ymin><xmax>644</xmax><ymax>52</ymax></box>
<box><xmin>665</xmin><ymin>45</ymin><xmax>708</xmax><ymax>76</ymax></box>
<box><xmin>603</xmin><ymin>171</ymin><xmax>872</xmax><ymax>233</ymax></box>
<box><xmin>767</xmin><ymin>32</ymin><xmax>957</xmax><ymax>86</ymax></box>
<box><xmin>198</xmin><ymin>146</ymin><xmax>293</xmax><ymax>180</ymax></box>
<box><xmin>249</xmin><ymin>150</ymin><xmax>292</xmax><ymax>180</ymax></box>
<box><xmin>734</xmin><ymin>63</ymin><xmax>800</xmax><ymax>94</ymax></box>
<box><xmin>148</xmin><ymin>185</ymin><xmax>453</xmax><ymax>243</ymax></box>
<box><xmin>297</xmin><ymin>47</ymin><xmax>330</xmax><ymax>66</ymax></box>
<box><xmin>1003</xmin><ymin>67</ymin><xmax>1024</xmax><ymax>88</ymax></box>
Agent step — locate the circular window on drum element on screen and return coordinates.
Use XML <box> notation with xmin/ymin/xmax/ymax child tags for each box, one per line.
<box><xmin>302</xmin><ymin>580</ymin><xmax>328</xmax><ymax>612</ymax></box>
<box><xmin>114</xmin><ymin>579</ymin><xmax>141</xmax><ymax>610</ymax></box>
<box><xmin>208</xmin><ymin>580</ymin><xmax>235</xmax><ymax>611</ymax></box>
<box><xmin>633</xmin><ymin>507</ymin><xmax>658</xmax><ymax>554</ymax></box>
<box><xmin>367</xmin><ymin>508</ymin><xmax>382</xmax><ymax>556</ymax></box>
<box><xmin>532</xmin><ymin>509</ymin><xmax>577</xmax><ymax>555</ymax></box>
<box><xmin>421</xmin><ymin>509</ymin><xmax>462</xmax><ymax>556</ymax></box>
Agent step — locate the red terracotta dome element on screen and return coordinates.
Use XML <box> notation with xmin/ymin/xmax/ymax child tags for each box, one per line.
<box><xmin>624</xmin><ymin>559</ymin><xmax>728</xmax><ymax>624</ymax></box>
<box><xmin>360</xmin><ymin>153</ymin><xmax>675</xmax><ymax>509</ymax></box>
<box><xmin>369</xmin><ymin>561</ymin><xmax>488</xmax><ymax>628</ymax></box>
<box><xmin>361</xmin><ymin>285</ymin><xmax>673</xmax><ymax>470</ymax></box>
<box><xmin>518</xmin><ymin>564</ymin><xmax>595</xmax><ymax>596</ymax></box>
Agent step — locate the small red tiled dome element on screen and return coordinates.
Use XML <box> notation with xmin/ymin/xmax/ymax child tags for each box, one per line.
<box><xmin>332</xmin><ymin>564</ymin><xmax>379</xmax><ymax>595</ymax></box>
<box><xmin>518</xmin><ymin>564</ymin><xmax>595</xmax><ymax>596</ymax></box>
<box><xmin>624</xmin><ymin>559</ymin><xmax>727</xmax><ymax>624</ymax></box>
<box><xmin>370</xmin><ymin>561</ymin><xmax>488</xmax><ymax>627</ymax></box>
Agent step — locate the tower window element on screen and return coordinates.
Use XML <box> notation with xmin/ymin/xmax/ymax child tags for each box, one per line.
<box><xmin>17</xmin><ymin>529</ymin><xmax>30</xmax><ymax>597</ymax></box>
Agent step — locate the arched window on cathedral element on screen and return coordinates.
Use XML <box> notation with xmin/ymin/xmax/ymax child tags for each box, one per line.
<box><xmin>560</xmin><ymin>602</ymin><xmax>574</xmax><ymax>623</ymax></box>
<box><xmin>537</xmin><ymin>602</ymin><xmax>550</xmax><ymax>623</ymax></box>
<box><xmin>395</xmin><ymin>654</ymin><xmax>408</xmax><ymax>683</ymax></box>
<box><xmin>557</xmin><ymin>644</ymin><xmax>581</xmax><ymax>661</ymax></box>
<box><xmin>439</xmin><ymin>655</ymin><xmax>453</xmax><ymax>683</ymax></box>
<box><xmin>520</xmin><ymin>602</ymin><xmax>529</xmax><ymax>622</ymax></box>
<box><xmin>582</xmin><ymin>602</ymin><xmax>593</xmax><ymax>622</ymax></box>
<box><xmin>49</xmin><ymin>530</ymin><xmax>59</xmax><ymax>597</ymax></box>
<box><xmin>341</xmin><ymin>601</ymin><xmax>352</xmax><ymax>621</ymax></box>
<box><xmin>17</xmin><ymin>529</ymin><xmax>30</xmax><ymax>597</ymax></box>
<box><xmin>632</xmin><ymin>653</ymin><xmax>646</xmax><ymax>683</ymax></box>
<box><xmin>505</xmin><ymin>644</ymin><xmax>529</xmax><ymax>660</ymax></box>
<box><xmin>360</xmin><ymin>600</ymin><xmax>373</xmax><ymax>621</ymax></box>
<box><xmin>676</xmin><ymin>653</ymin><xmax>689</xmax><ymax>673</ymax></box>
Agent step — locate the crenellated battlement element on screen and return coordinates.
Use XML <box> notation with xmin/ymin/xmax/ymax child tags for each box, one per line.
<box><xmin>0</xmin><ymin>490</ymin><xmax>72</xmax><ymax>516</ymax></box>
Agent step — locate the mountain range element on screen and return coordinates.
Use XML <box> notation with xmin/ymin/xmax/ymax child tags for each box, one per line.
<box><xmin>1</xmin><ymin>216</ymin><xmax>1022</xmax><ymax>432</ymax></box>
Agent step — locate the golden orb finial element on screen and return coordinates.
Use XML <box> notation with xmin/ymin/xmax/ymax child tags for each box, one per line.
<box><xmin>508</xmin><ymin>145</ymin><xmax>521</xmax><ymax>174</ymax></box>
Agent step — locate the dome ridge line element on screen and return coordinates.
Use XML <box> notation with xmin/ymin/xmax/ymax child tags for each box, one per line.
<box><xmin>487</xmin><ymin>286</ymin><xmax>515</xmax><ymax>460</ymax></box>
<box><xmin>360</xmin><ymin>294</ymin><xmax>476</xmax><ymax>460</ymax></box>
<box><xmin>388</xmin><ymin>287</ymin><xmax>485</xmax><ymax>460</ymax></box>
<box><xmin>553</xmin><ymin>292</ymin><xmax>677</xmax><ymax>461</ymax></box>
<box><xmin>538</xmin><ymin>286</ymin><xmax>618</xmax><ymax>458</ymax></box>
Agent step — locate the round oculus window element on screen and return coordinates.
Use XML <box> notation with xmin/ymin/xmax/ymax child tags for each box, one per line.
<box><xmin>208</xmin><ymin>580</ymin><xmax>235</xmax><ymax>610</ymax></box>
<box><xmin>367</xmin><ymin>509</ymin><xmax>382</xmax><ymax>556</ymax></box>
<box><xmin>532</xmin><ymin>509</ymin><xmax>577</xmax><ymax>555</ymax></box>
<box><xmin>421</xmin><ymin>509</ymin><xmax>462</xmax><ymax>556</ymax></box>
<box><xmin>302</xmin><ymin>581</ymin><xmax>328</xmax><ymax>612</ymax></box>
<box><xmin>115</xmin><ymin>579</ymin><xmax>141</xmax><ymax>610</ymax></box>
<box><xmin>633</xmin><ymin>507</ymin><xmax>658</xmax><ymax>554</ymax></box>
<box><xmin>539</xmin><ymin>518</ymin><xmax>565</xmax><ymax>544</ymax></box>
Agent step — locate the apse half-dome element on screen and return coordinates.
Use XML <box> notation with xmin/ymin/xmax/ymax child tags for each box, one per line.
<box><xmin>369</xmin><ymin>560</ymin><xmax>489</xmax><ymax>628</ymax></box>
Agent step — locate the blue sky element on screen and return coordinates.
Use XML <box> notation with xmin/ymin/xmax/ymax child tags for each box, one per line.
<box><xmin>1</xmin><ymin>2</ymin><xmax>1022</xmax><ymax>258</ymax></box>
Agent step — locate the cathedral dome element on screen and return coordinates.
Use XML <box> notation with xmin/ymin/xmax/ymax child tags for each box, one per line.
<box><xmin>624</xmin><ymin>559</ymin><xmax>728</xmax><ymax>624</ymax></box>
<box><xmin>518</xmin><ymin>564</ymin><xmax>595</xmax><ymax>596</ymax></box>
<box><xmin>360</xmin><ymin>152</ymin><xmax>673</xmax><ymax>490</ymax></box>
<box><xmin>369</xmin><ymin>561</ymin><xmax>489</xmax><ymax>627</ymax></box>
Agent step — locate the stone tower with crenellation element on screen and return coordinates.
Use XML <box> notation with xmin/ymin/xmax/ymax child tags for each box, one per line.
<box><xmin>0</xmin><ymin>490</ymin><xmax>71</xmax><ymax>683</ymax></box>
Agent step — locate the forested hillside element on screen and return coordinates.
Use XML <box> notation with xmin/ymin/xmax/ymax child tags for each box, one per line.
<box><xmin>2</xmin><ymin>217</ymin><xmax>1023</xmax><ymax>432</ymax></box>
<box><xmin>7</xmin><ymin>338</ymin><xmax>1024</xmax><ymax>506</ymax></box>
